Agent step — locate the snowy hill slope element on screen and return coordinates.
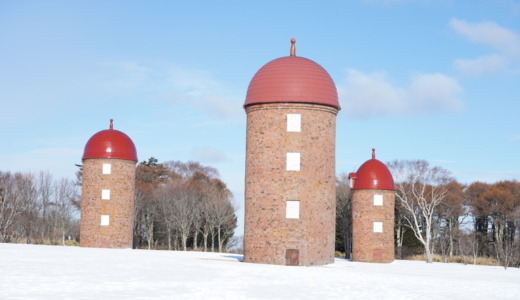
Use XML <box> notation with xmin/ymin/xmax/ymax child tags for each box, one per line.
<box><xmin>1</xmin><ymin>243</ymin><xmax>519</xmax><ymax>299</ymax></box>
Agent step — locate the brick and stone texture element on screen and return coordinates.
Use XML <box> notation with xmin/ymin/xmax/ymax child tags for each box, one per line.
<box><xmin>244</xmin><ymin>103</ymin><xmax>337</xmax><ymax>266</ymax></box>
<box><xmin>352</xmin><ymin>189</ymin><xmax>395</xmax><ymax>263</ymax></box>
<box><xmin>80</xmin><ymin>158</ymin><xmax>135</xmax><ymax>248</ymax></box>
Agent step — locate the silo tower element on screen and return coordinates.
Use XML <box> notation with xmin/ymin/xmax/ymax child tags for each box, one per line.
<box><xmin>243</xmin><ymin>39</ymin><xmax>340</xmax><ymax>266</ymax></box>
<box><xmin>80</xmin><ymin>119</ymin><xmax>137</xmax><ymax>248</ymax></box>
<box><xmin>349</xmin><ymin>149</ymin><xmax>395</xmax><ymax>263</ymax></box>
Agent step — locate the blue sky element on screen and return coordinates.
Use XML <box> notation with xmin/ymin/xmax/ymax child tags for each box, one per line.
<box><xmin>1</xmin><ymin>0</ymin><xmax>520</xmax><ymax>234</ymax></box>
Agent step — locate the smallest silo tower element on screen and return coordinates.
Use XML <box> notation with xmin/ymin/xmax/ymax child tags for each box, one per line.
<box><xmin>349</xmin><ymin>149</ymin><xmax>395</xmax><ymax>263</ymax></box>
<box><xmin>80</xmin><ymin>119</ymin><xmax>137</xmax><ymax>248</ymax></box>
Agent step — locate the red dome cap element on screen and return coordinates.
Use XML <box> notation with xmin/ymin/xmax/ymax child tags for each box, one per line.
<box><xmin>82</xmin><ymin>119</ymin><xmax>137</xmax><ymax>162</ymax></box>
<box><xmin>351</xmin><ymin>149</ymin><xmax>394</xmax><ymax>191</ymax></box>
<box><xmin>244</xmin><ymin>39</ymin><xmax>340</xmax><ymax>110</ymax></box>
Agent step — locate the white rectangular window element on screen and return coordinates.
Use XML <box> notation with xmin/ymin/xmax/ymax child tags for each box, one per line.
<box><xmin>102</xmin><ymin>164</ymin><xmax>112</xmax><ymax>174</ymax></box>
<box><xmin>286</xmin><ymin>200</ymin><xmax>300</xmax><ymax>219</ymax></box>
<box><xmin>373</xmin><ymin>222</ymin><xmax>383</xmax><ymax>233</ymax></box>
<box><xmin>287</xmin><ymin>114</ymin><xmax>301</xmax><ymax>132</ymax></box>
<box><xmin>100</xmin><ymin>215</ymin><xmax>110</xmax><ymax>226</ymax></box>
<box><xmin>286</xmin><ymin>152</ymin><xmax>300</xmax><ymax>171</ymax></box>
<box><xmin>374</xmin><ymin>194</ymin><xmax>383</xmax><ymax>206</ymax></box>
<box><xmin>101</xmin><ymin>189</ymin><xmax>111</xmax><ymax>200</ymax></box>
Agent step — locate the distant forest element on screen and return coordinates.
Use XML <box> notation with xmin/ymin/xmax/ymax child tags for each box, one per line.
<box><xmin>337</xmin><ymin>160</ymin><xmax>520</xmax><ymax>269</ymax></box>
<box><xmin>1</xmin><ymin>158</ymin><xmax>519</xmax><ymax>268</ymax></box>
<box><xmin>0</xmin><ymin>158</ymin><xmax>238</xmax><ymax>253</ymax></box>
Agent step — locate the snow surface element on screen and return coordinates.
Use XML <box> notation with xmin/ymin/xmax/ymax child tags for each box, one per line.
<box><xmin>1</xmin><ymin>243</ymin><xmax>519</xmax><ymax>300</ymax></box>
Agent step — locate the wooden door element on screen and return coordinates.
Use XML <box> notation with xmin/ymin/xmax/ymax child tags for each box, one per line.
<box><xmin>285</xmin><ymin>249</ymin><xmax>299</xmax><ymax>266</ymax></box>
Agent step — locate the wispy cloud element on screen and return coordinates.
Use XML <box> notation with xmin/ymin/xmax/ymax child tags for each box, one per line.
<box><xmin>162</xmin><ymin>68</ymin><xmax>242</xmax><ymax>117</ymax></box>
<box><xmin>102</xmin><ymin>61</ymin><xmax>153</xmax><ymax>93</ymax></box>
<box><xmin>191</xmin><ymin>147</ymin><xmax>227</xmax><ymax>163</ymax></box>
<box><xmin>0</xmin><ymin>147</ymin><xmax>82</xmax><ymax>180</ymax></box>
<box><xmin>337</xmin><ymin>69</ymin><xmax>463</xmax><ymax>118</ymax></box>
<box><xmin>102</xmin><ymin>61</ymin><xmax>242</xmax><ymax>117</ymax></box>
<box><xmin>431</xmin><ymin>159</ymin><xmax>456</xmax><ymax>164</ymax></box>
<box><xmin>455</xmin><ymin>168</ymin><xmax>520</xmax><ymax>184</ymax></box>
<box><xmin>450</xmin><ymin>18</ymin><xmax>520</xmax><ymax>75</ymax></box>
<box><xmin>362</xmin><ymin>0</ymin><xmax>427</xmax><ymax>6</ymax></box>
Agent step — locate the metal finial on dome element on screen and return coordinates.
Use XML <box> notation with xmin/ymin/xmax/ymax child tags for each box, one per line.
<box><xmin>290</xmin><ymin>38</ymin><xmax>296</xmax><ymax>56</ymax></box>
<box><xmin>372</xmin><ymin>148</ymin><xmax>376</xmax><ymax>159</ymax></box>
<box><xmin>110</xmin><ymin>119</ymin><xmax>113</xmax><ymax>130</ymax></box>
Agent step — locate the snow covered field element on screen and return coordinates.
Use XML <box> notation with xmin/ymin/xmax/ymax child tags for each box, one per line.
<box><xmin>1</xmin><ymin>243</ymin><xmax>519</xmax><ymax>300</ymax></box>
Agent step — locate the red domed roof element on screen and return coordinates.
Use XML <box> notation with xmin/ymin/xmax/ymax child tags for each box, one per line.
<box><xmin>351</xmin><ymin>149</ymin><xmax>394</xmax><ymax>191</ymax></box>
<box><xmin>244</xmin><ymin>39</ymin><xmax>340</xmax><ymax>110</ymax></box>
<box><xmin>82</xmin><ymin>119</ymin><xmax>137</xmax><ymax>162</ymax></box>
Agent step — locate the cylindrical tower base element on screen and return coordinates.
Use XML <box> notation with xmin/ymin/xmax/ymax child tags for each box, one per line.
<box><xmin>244</xmin><ymin>103</ymin><xmax>337</xmax><ymax>266</ymax></box>
<box><xmin>80</xmin><ymin>158</ymin><xmax>135</xmax><ymax>248</ymax></box>
<box><xmin>352</xmin><ymin>189</ymin><xmax>395</xmax><ymax>263</ymax></box>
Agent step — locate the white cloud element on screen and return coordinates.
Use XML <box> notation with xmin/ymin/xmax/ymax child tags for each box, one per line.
<box><xmin>191</xmin><ymin>147</ymin><xmax>227</xmax><ymax>163</ymax></box>
<box><xmin>163</xmin><ymin>68</ymin><xmax>243</xmax><ymax>117</ymax></box>
<box><xmin>450</xmin><ymin>18</ymin><xmax>520</xmax><ymax>75</ymax></box>
<box><xmin>338</xmin><ymin>69</ymin><xmax>463</xmax><ymax>118</ymax></box>
<box><xmin>453</xmin><ymin>55</ymin><xmax>509</xmax><ymax>75</ymax></box>
<box><xmin>103</xmin><ymin>61</ymin><xmax>242</xmax><ymax>117</ymax></box>
<box><xmin>450</xmin><ymin>19</ymin><xmax>520</xmax><ymax>55</ymax></box>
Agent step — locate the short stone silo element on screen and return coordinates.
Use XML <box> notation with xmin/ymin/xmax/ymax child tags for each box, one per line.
<box><xmin>80</xmin><ymin>119</ymin><xmax>137</xmax><ymax>248</ymax></box>
<box><xmin>350</xmin><ymin>149</ymin><xmax>395</xmax><ymax>263</ymax></box>
<box><xmin>243</xmin><ymin>39</ymin><xmax>340</xmax><ymax>266</ymax></box>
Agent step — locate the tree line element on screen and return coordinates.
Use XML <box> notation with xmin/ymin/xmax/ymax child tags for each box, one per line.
<box><xmin>0</xmin><ymin>158</ymin><xmax>238</xmax><ymax>252</ymax></box>
<box><xmin>0</xmin><ymin>171</ymin><xmax>79</xmax><ymax>245</ymax></box>
<box><xmin>3</xmin><ymin>158</ymin><xmax>518</xmax><ymax>266</ymax></box>
<box><xmin>336</xmin><ymin>159</ymin><xmax>520</xmax><ymax>269</ymax></box>
<box><xmin>132</xmin><ymin>158</ymin><xmax>238</xmax><ymax>252</ymax></box>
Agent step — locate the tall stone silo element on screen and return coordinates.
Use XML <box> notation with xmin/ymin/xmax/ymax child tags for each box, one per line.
<box><xmin>243</xmin><ymin>39</ymin><xmax>340</xmax><ymax>266</ymax></box>
<box><xmin>349</xmin><ymin>149</ymin><xmax>395</xmax><ymax>263</ymax></box>
<box><xmin>80</xmin><ymin>119</ymin><xmax>137</xmax><ymax>248</ymax></box>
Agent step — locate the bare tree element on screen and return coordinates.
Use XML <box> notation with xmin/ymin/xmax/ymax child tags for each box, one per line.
<box><xmin>387</xmin><ymin>160</ymin><xmax>453</xmax><ymax>263</ymax></box>
<box><xmin>441</xmin><ymin>181</ymin><xmax>465</xmax><ymax>258</ymax></box>
<box><xmin>155</xmin><ymin>180</ymin><xmax>196</xmax><ymax>251</ymax></box>
<box><xmin>132</xmin><ymin>158</ymin><xmax>237</xmax><ymax>251</ymax></box>
<box><xmin>134</xmin><ymin>158</ymin><xmax>171</xmax><ymax>249</ymax></box>
<box><xmin>19</xmin><ymin>183</ymin><xmax>41</xmax><ymax>244</ymax></box>
<box><xmin>36</xmin><ymin>171</ymin><xmax>54</xmax><ymax>243</ymax></box>
<box><xmin>395</xmin><ymin>199</ymin><xmax>410</xmax><ymax>259</ymax></box>
<box><xmin>465</xmin><ymin>181</ymin><xmax>492</xmax><ymax>257</ymax></box>
<box><xmin>191</xmin><ymin>196</ymin><xmax>203</xmax><ymax>250</ymax></box>
<box><xmin>0</xmin><ymin>172</ymin><xmax>35</xmax><ymax>242</ymax></box>
<box><xmin>52</xmin><ymin>178</ymin><xmax>78</xmax><ymax>245</ymax></box>
<box><xmin>227</xmin><ymin>235</ymin><xmax>243</xmax><ymax>254</ymax></box>
<box><xmin>133</xmin><ymin>184</ymin><xmax>146</xmax><ymax>248</ymax></box>
<box><xmin>336</xmin><ymin>173</ymin><xmax>352</xmax><ymax>258</ymax></box>
<box><xmin>207</xmin><ymin>179</ymin><xmax>236</xmax><ymax>252</ymax></box>
<box><xmin>142</xmin><ymin>196</ymin><xmax>157</xmax><ymax>250</ymax></box>
<box><xmin>164</xmin><ymin>161</ymin><xmax>219</xmax><ymax>181</ymax></box>
<box><xmin>484</xmin><ymin>181</ymin><xmax>520</xmax><ymax>269</ymax></box>
<box><xmin>458</xmin><ymin>230</ymin><xmax>480</xmax><ymax>265</ymax></box>
<box><xmin>200</xmin><ymin>193</ymin><xmax>216</xmax><ymax>252</ymax></box>
<box><xmin>155</xmin><ymin>182</ymin><xmax>177</xmax><ymax>250</ymax></box>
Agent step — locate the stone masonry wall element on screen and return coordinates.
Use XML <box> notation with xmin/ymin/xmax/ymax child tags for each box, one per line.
<box><xmin>352</xmin><ymin>189</ymin><xmax>395</xmax><ymax>263</ymax></box>
<box><xmin>244</xmin><ymin>103</ymin><xmax>337</xmax><ymax>266</ymax></box>
<box><xmin>80</xmin><ymin>158</ymin><xmax>135</xmax><ymax>248</ymax></box>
